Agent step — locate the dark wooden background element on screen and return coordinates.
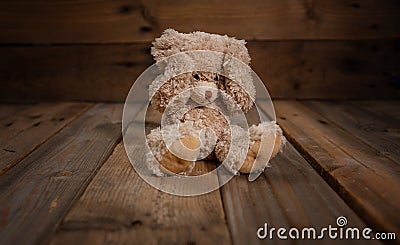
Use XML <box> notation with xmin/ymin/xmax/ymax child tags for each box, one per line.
<box><xmin>0</xmin><ymin>0</ymin><xmax>399</xmax><ymax>102</ymax></box>
<box><xmin>1</xmin><ymin>2</ymin><xmax>400</xmax><ymax>244</ymax></box>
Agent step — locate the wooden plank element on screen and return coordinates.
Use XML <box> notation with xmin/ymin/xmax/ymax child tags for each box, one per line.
<box><xmin>356</xmin><ymin>100</ymin><xmax>400</xmax><ymax>120</ymax></box>
<box><xmin>0</xmin><ymin>103</ymin><xmax>123</xmax><ymax>245</ymax></box>
<box><xmin>0</xmin><ymin>44</ymin><xmax>152</xmax><ymax>102</ymax></box>
<box><xmin>248</xmin><ymin>40</ymin><xmax>399</xmax><ymax>99</ymax></box>
<box><xmin>303</xmin><ymin>101</ymin><xmax>400</xmax><ymax>163</ymax></box>
<box><xmin>0</xmin><ymin>102</ymin><xmax>92</xmax><ymax>176</ymax></box>
<box><xmin>0</xmin><ymin>40</ymin><xmax>398</xmax><ymax>102</ymax></box>
<box><xmin>0</xmin><ymin>0</ymin><xmax>399</xmax><ymax>43</ymax></box>
<box><xmin>221</xmin><ymin>101</ymin><xmax>375</xmax><ymax>244</ymax></box>
<box><xmin>0</xmin><ymin>104</ymin><xmax>29</xmax><ymax>120</ymax></box>
<box><xmin>49</xmin><ymin>143</ymin><xmax>230</xmax><ymax>245</ymax></box>
<box><xmin>266</xmin><ymin>101</ymin><xmax>400</xmax><ymax>236</ymax></box>
<box><xmin>221</xmin><ymin>143</ymin><xmax>379</xmax><ymax>245</ymax></box>
<box><xmin>49</xmin><ymin>103</ymin><xmax>231</xmax><ymax>245</ymax></box>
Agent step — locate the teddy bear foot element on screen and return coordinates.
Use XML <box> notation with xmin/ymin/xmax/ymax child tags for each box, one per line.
<box><xmin>147</xmin><ymin>134</ymin><xmax>201</xmax><ymax>176</ymax></box>
<box><xmin>145</xmin><ymin>120</ymin><xmax>200</xmax><ymax>176</ymax></box>
<box><xmin>157</xmin><ymin>135</ymin><xmax>201</xmax><ymax>175</ymax></box>
<box><xmin>239</xmin><ymin>122</ymin><xmax>286</xmax><ymax>173</ymax></box>
<box><xmin>215</xmin><ymin>122</ymin><xmax>286</xmax><ymax>174</ymax></box>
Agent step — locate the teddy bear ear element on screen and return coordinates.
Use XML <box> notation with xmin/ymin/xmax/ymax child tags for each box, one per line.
<box><xmin>218</xmin><ymin>35</ymin><xmax>251</xmax><ymax>65</ymax></box>
<box><xmin>222</xmin><ymin>56</ymin><xmax>256</xmax><ymax>113</ymax></box>
<box><xmin>151</xmin><ymin>29</ymin><xmax>186</xmax><ymax>62</ymax></box>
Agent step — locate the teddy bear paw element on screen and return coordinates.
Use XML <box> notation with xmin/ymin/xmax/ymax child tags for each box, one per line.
<box><xmin>215</xmin><ymin>122</ymin><xmax>286</xmax><ymax>174</ymax></box>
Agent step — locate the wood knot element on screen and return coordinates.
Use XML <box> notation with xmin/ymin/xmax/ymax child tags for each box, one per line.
<box><xmin>119</xmin><ymin>5</ymin><xmax>133</xmax><ymax>14</ymax></box>
<box><xmin>130</xmin><ymin>220</ymin><xmax>143</xmax><ymax>228</ymax></box>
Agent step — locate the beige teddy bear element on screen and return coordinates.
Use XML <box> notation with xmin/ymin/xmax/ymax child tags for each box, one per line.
<box><xmin>146</xmin><ymin>29</ymin><xmax>286</xmax><ymax>176</ymax></box>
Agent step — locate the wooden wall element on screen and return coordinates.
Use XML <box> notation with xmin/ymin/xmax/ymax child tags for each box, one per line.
<box><xmin>0</xmin><ymin>0</ymin><xmax>399</xmax><ymax>102</ymax></box>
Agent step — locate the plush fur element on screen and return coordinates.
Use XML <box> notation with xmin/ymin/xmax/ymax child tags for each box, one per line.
<box><xmin>146</xmin><ymin>29</ymin><xmax>286</xmax><ymax>175</ymax></box>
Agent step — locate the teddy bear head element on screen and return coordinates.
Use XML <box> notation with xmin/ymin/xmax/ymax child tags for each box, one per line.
<box><xmin>149</xmin><ymin>29</ymin><xmax>256</xmax><ymax>114</ymax></box>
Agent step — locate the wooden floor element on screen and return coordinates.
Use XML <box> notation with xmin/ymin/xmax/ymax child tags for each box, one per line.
<box><xmin>0</xmin><ymin>100</ymin><xmax>399</xmax><ymax>245</ymax></box>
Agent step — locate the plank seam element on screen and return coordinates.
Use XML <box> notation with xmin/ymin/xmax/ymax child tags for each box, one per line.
<box><xmin>301</xmin><ymin>101</ymin><xmax>399</xmax><ymax>165</ymax></box>
<box><xmin>0</xmin><ymin>103</ymin><xmax>95</xmax><ymax>177</ymax></box>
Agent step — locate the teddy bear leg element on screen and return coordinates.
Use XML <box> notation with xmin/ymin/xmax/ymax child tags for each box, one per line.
<box><xmin>215</xmin><ymin>122</ymin><xmax>286</xmax><ymax>174</ymax></box>
<box><xmin>157</xmin><ymin>135</ymin><xmax>201</xmax><ymax>174</ymax></box>
<box><xmin>239</xmin><ymin>122</ymin><xmax>286</xmax><ymax>173</ymax></box>
<box><xmin>146</xmin><ymin>125</ymin><xmax>201</xmax><ymax>176</ymax></box>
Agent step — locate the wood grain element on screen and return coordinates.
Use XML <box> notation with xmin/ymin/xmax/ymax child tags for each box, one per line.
<box><xmin>222</xmin><ymin>143</ymin><xmax>381</xmax><ymax>245</ymax></box>
<box><xmin>220</xmin><ymin>101</ymin><xmax>375</xmax><ymax>245</ymax></box>
<box><xmin>0</xmin><ymin>40</ymin><xmax>398</xmax><ymax>102</ymax></box>
<box><xmin>0</xmin><ymin>44</ymin><xmax>152</xmax><ymax>102</ymax></box>
<box><xmin>303</xmin><ymin>101</ymin><xmax>400</xmax><ymax>163</ymax></box>
<box><xmin>356</xmin><ymin>100</ymin><xmax>400</xmax><ymax>120</ymax></box>
<box><xmin>0</xmin><ymin>102</ymin><xmax>92</xmax><ymax>175</ymax></box>
<box><xmin>0</xmin><ymin>100</ymin><xmax>397</xmax><ymax>243</ymax></box>
<box><xmin>0</xmin><ymin>103</ymin><xmax>123</xmax><ymax>245</ymax></box>
<box><xmin>267</xmin><ymin>101</ymin><xmax>400</xmax><ymax>236</ymax></box>
<box><xmin>0</xmin><ymin>0</ymin><xmax>399</xmax><ymax>43</ymax></box>
<box><xmin>248</xmin><ymin>40</ymin><xmax>399</xmax><ymax>99</ymax></box>
<box><xmin>49</xmin><ymin>142</ymin><xmax>230</xmax><ymax>245</ymax></box>
<box><xmin>50</xmin><ymin>102</ymin><xmax>231</xmax><ymax>245</ymax></box>
<box><xmin>0</xmin><ymin>104</ymin><xmax>29</xmax><ymax>120</ymax></box>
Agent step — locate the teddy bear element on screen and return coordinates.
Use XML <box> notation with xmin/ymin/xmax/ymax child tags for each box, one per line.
<box><xmin>145</xmin><ymin>29</ymin><xmax>286</xmax><ymax>176</ymax></box>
